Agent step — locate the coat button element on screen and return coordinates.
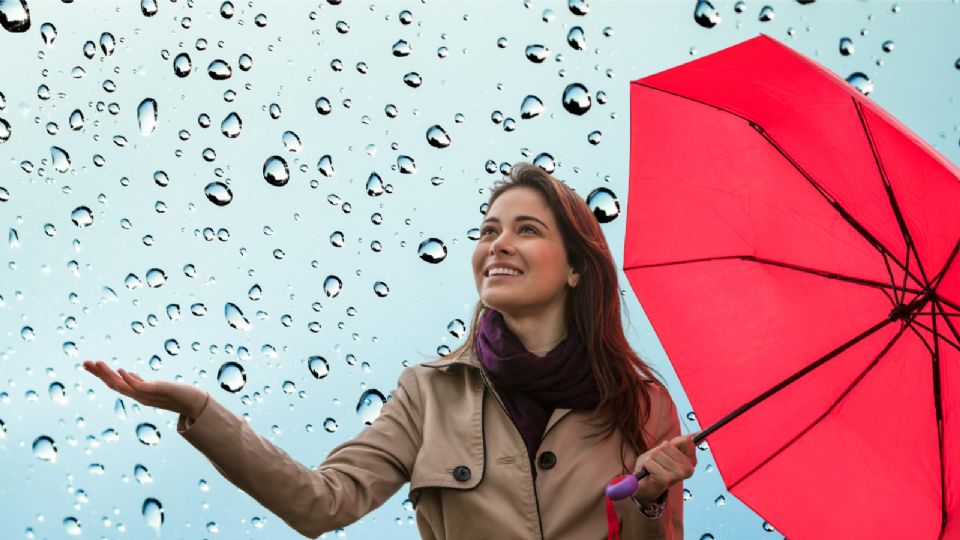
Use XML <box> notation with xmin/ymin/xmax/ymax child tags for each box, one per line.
<box><xmin>452</xmin><ymin>466</ymin><xmax>472</xmax><ymax>482</ymax></box>
<box><xmin>538</xmin><ymin>451</ymin><xmax>557</xmax><ymax>470</ymax></box>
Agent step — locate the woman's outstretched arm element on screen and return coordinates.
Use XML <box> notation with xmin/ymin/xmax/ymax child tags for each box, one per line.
<box><xmin>84</xmin><ymin>360</ymin><xmax>424</xmax><ymax>538</ymax></box>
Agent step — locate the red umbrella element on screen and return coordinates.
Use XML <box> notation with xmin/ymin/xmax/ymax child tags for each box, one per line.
<box><xmin>620</xmin><ymin>34</ymin><xmax>960</xmax><ymax>539</ymax></box>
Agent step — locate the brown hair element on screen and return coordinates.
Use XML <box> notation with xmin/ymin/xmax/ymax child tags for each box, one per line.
<box><xmin>447</xmin><ymin>161</ymin><xmax>666</xmax><ymax>467</ymax></box>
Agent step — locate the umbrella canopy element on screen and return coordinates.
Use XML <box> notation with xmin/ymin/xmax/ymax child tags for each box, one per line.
<box><xmin>624</xmin><ymin>34</ymin><xmax>959</xmax><ymax>539</ymax></box>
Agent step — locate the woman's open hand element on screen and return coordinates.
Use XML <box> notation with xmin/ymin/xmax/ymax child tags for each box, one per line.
<box><xmin>83</xmin><ymin>360</ymin><xmax>209</xmax><ymax>420</ymax></box>
<box><xmin>632</xmin><ymin>433</ymin><xmax>698</xmax><ymax>503</ymax></box>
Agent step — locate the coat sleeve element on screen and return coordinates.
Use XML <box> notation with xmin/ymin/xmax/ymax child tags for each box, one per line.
<box><xmin>176</xmin><ymin>366</ymin><xmax>424</xmax><ymax>538</ymax></box>
<box><xmin>634</xmin><ymin>384</ymin><xmax>684</xmax><ymax>540</ymax></box>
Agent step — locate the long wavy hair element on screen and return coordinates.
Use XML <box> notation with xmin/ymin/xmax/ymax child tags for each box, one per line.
<box><xmin>446</xmin><ymin>162</ymin><xmax>666</xmax><ymax>466</ymax></box>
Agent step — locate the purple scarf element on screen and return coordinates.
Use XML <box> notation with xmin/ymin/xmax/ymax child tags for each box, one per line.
<box><xmin>475</xmin><ymin>308</ymin><xmax>601</xmax><ymax>471</ymax></box>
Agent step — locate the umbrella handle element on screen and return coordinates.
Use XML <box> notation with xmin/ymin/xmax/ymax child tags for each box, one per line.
<box><xmin>604</xmin><ymin>468</ymin><xmax>651</xmax><ymax>500</ymax></box>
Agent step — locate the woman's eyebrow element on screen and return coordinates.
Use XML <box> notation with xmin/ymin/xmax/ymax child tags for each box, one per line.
<box><xmin>481</xmin><ymin>215</ymin><xmax>549</xmax><ymax>229</ymax></box>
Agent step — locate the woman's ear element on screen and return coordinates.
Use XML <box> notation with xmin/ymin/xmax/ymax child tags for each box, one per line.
<box><xmin>568</xmin><ymin>270</ymin><xmax>580</xmax><ymax>289</ymax></box>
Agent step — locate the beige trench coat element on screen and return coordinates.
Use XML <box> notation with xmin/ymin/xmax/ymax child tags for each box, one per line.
<box><xmin>177</xmin><ymin>348</ymin><xmax>684</xmax><ymax>539</ymax></box>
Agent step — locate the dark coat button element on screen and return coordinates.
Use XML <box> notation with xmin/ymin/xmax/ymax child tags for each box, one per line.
<box><xmin>538</xmin><ymin>451</ymin><xmax>557</xmax><ymax>470</ymax></box>
<box><xmin>453</xmin><ymin>465</ymin><xmax>472</xmax><ymax>482</ymax></box>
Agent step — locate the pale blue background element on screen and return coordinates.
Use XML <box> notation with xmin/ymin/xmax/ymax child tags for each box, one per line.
<box><xmin>1</xmin><ymin>0</ymin><xmax>958</xmax><ymax>538</ymax></box>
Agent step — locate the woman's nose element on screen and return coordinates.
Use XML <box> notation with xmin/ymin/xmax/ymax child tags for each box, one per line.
<box><xmin>488</xmin><ymin>232</ymin><xmax>514</xmax><ymax>254</ymax></box>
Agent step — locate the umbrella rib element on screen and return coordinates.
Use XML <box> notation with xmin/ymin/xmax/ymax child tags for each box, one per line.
<box><xmin>633</xmin><ymin>82</ymin><xmax>925</xmax><ymax>290</ymax></box>
<box><xmin>930</xmin><ymin>238</ymin><xmax>960</xmax><ymax>293</ymax></box>
<box><xmin>627</xmin><ymin>254</ymin><xmax>925</xmax><ymax>296</ymax></box>
<box><xmin>931</xmin><ymin>308</ymin><xmax>947</xmax><ymax>537</ymax></box>
<box><xmin>726</xmin><ymin>315</ymin><xmax>914</xmax><ymax>492</ymax></box>
<box><xmin>910</xmin><ymin>319</ymin><xmax>960</xmax><ymax>354</ymax></box>
<box><xmin>853</xmin><ymin>98</ymin><xmax>933</xmax><ymax>287</ymax></box>
<box><xmin>933</xmin><ymin>300</ymin><xmax>960</xmax><ymax>349</ymax></box>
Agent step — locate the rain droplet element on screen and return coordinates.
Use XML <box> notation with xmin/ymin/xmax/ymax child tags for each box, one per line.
<box><xmin>0</xmin><ymin>118</ymin><xmax>10</xmax><ymax>142</ymax></box>
<box><xmin>208</xmin><ymin>59</ymin><xmax>232</xmax><ymax>80</ymax></box>
<box><xmin>734</xmin><ymin>0</ymin><xmax>746</xmax><ymax>12</ymax></box>
<box><xmin>225</xmin><ymin>302</ymin><xmax>252</xmax><ymax>331</ymax></box>
<box><xmin>568</xmin><ymin>0</ymin><xmax>589</xmax><ymax>15</ymax></box>
<box><xmin>173</xmin><ymin>52</ymin><xmax>191</xmax><ymax>77</ymax></box>
<box><xmin>99</xmin><ymin>32</ymin><xmax>115</xmax><ymax>56</ymax></box>
<box><xmin>0</xmin><ymin>0</ymin><xmax>31</xmax><ymax>33</ymax></box>
<box><xmin>71</xmin><ymin>206</ymin><xmax>93</xmax><ymax>228</ymax></box>
<box><xmin>51</xmin><ymin>145</ymin><xmax>70</xmax><ymax>172</ymax></box>
<box><xmin>373</xmin><ymin>281</ymin><xmax>390</xmax><ymax>297</ymax></box>
<box><xmin>137</xmin><ymin>98</ymin><xmax>158</xmax><ymax>137</ymax></box>
<box><xmin>218</xmin><ymin>361</ymin><xmax>246</xmax><ymax>392</ymax></box>
<box><xmin>397</xmin><ymin>155</ymin><xmax>416</xmax><ymax>174</ymax></box>
<box><xmin>324</xmin><ymin>275</ymin><xmax>343</xmax><ymax>298</ymax></box>
<box><xmin>136</xmin><ymin>423</ymin><xmax>160</xmax><ymax>445</ymax></box>
<box><xmin>220</xmin><ymin>112</ymin><xmax>241</xmax><ymax>138</ymax></box>
<box><xmin>308</xmin><ymin>356</ymin><xmax>330</xmax><ymax>379</ymax></box>
<box><xmin>142</xmin><ymin>498</ymin><xmax>163</xmax><ymax>534</ymax></box>
<box><xmin>403</xmin><ymin>72</ymin><xmax>422</xmax><ymax>87</ymax></box>
<box><xmin>33</xmin><ymin>435</ymin><xmax>56</xmax><ymax>461</ymax></box>
<box><xmin>263</xmin><ymin>156</ymin><xmax>289</xmax><ymax>186</ymax></box>
<box><xmin>694</xmin><ymin>0</ymin><xmax>721</xmax><ymax>28</ymax></box>
<box><xmin>134</xmin><ymin>464</ymin><xmax>152</xmax><ymax>483</ymax></box>
<box><xmin>758</xmin><ymin>5</ymin><xmax>774</xmax><ymax>21</ymax></box>
<box><xmin>146</xmin><ymin>268</ymin><xmax>167</xmax><ymax>288</ymax></box>
<box><xmin>69</xmin><ymin>109</ymin><xmax>84</xmax><ymax>130</ymax></box>
<box><xmin>282</xmin><ymin>130</ymin><xmax>302</xmax><ymax>152</ymax></box>
<box><xmin>525</xmin><ymin>44</ymin><xmax>549</xmax><ymax>63</ymax></box>
<box><xmin>63</xmin><ymin>517</ymin><xmax>81</xmax><ymax>536</ymax></box>
<box><xmin>447</xmin><ymin>319</ymin><xmax>466</xmax><ymax>338</ymax></box>
<box><xmin>238</xmin><ymin>53</ymin><xmax>252</xmax><ymax>70</ymax></box>
<box><xmin>164</xmin><ymin>338</ymin><xmax>180</xmax><ymax>355</ymax></box>
<box><xmin>392</xmin><ymin>39</ymin><xmax>412</xmax><ymax>57</ymax></box>
<box><xmin>315</xmin><ymin>97</ymin><xmax>332</xmax><ymax>114</ymax></box>
<box><xmin>586</xmin><ymin>187</ymin><xmax>620</xmax><ymax>223</ymax></box>
<box><xmin>566</xmin><ymin>26</ymin><xmax>585</xmax><ymax>50</ymax></box>
<box><xmin>846</xmin><ymin>72</ymin><xmax>873</xmax><ymax>95</ymax></box>
<box><xmin>191</xmin><ymin>303</ymin><xmax>207</xmax><ymax>316</ymax></box>
<box><xmin>533</xmin><ymin>152</ymin><xmax>555</xmax><ymax>173</ymax></box>
<box><xmin>356</xmin><ymin>389</ymin><xmax>387</xmax><ymax>425</ymax></box>
<box><xmin>417</xmin><ymin>238</ymin><xmax>447</xmax><ymax>263</ymax></box>
<box><xmin>39</xmin><ymin>21</ymin><xmax>55</xmax><ymax>45</ymax></box>
<box><xmin>426</xmin><ymin>125</ymin><xmax>451</xmax><ymax>148</ymax></box>
<box><xmin>20</xmin><ymin>325</ymin><xmax>34</xmax><ymax>341</ymax></box>
<box><xmin>839</xmin><ymin>37</ymin><xmax>854</xmax><ymax>56</ymax></box>
<box><xmin>366</xmin><ymin>172</ymin><xmax>384</xmax><ymax>196</ymax></box>
<box><xmin>587</xmin><ymin>130</ymin><xmax>602</xmax><ymax>145</ymax></box>
<box><xmin>220</xmin><ymin>1</ymin><xmax>233</xmax><ymax>18</ymax></box>
<box><xmin>882</xmin><ymin>40</ymin><xmax>895</xmax><ymax>53</ymax></box>
<box><xmin>520</xmin><ymin>95</ymin><xmax>545</xmax><ymax>119</ymax></box>
<box><xmin>141</xmin><ymin>0</ymin><xmax>158</xmax><ymax>16</ymax></box>
<box><xmin>317</xmin><ymin>154</ymin><xmax>334</xmax><ymax>177</ymax></box>
<box><xmin>562</xmin><ymin>83</ymin><xmax>591</xmax><ymax>115</ymax></box>
<box><xmin>83</xmin><ymin>40</ymin><xmax>95</xmax><ymax>58</ymax></box>
<box><xmin>323</xmin><ymin>418</ymin><xmax>338</xmax><ymax>432</ymax></box>
<box><xmin>399</xmin><ymin>9</ymin><xmax>413</xmax><ymax>24</ymax></box>
<box><xmin>204</xmin><ymin>181</ymin><xmax>233</xmax><ymax>206</ymax></box>
<box><xmin>247</xmin><ymin>284</ymin><xmax>262</xmax><ymax>301</ymax></box>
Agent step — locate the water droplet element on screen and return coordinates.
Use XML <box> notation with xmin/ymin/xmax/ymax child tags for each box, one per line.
<box><xmin>0</xmin><ymin>118</ymin><xmax>10</xmax><ymax>142</ymax></box>
<box><xmin>164</xmin><ymin>338</ymin><xmax>180</xmax><ymax>355</ymax></box>
<box><xmin>39</xmin><ymin>21</ymin><xmax>55</xmax><ymax>45</ymax></box>
<box><xmin>525</xmin><ymin>44</ymin><xmax>549</xmax><ymax>63</ymax></box>
<box><xmin>397</xmin><ymin>155</ymin><xmax>416</xmax><ymax>174</ymax></box>
<box><xmin>142</xmin><ymin>498</ymin><xmax>163</xmax><ymax>533</ymax></box>
<box><xmin>33</xmin><ymin>435</ymin><xmax>56</xmax><ymax>461</ymax></box>
<box><xmin>51</xmin><ymin>145</ymin><xmax>70</xmax><ymax>172</ymax></box>
<box><xmin>317</xmin><ymin>154</ymin><xmax>334</xmax><ymax>177</ymax></box>
<box><xmin>217</xmin><ymin>361</ymin><xmax>246</xmax><ymax>392</ymax></box>
<box><xmin>0</xmin><ymin>0</ymin><xmax>30</xmax><ymax>33</ymax></box>
<box><xmin>99</xmin><ymin>32</ymin><xmax>115</xmax><ymax>56</ymax></box>
<box><xmin>839</xmin><ymin>37</ymin><xmax>854</xmax><ymax>56</ymax></box>
<box><xmin>137</xmin><ymin>98</ymin><xmax>158</xmax><ymax>137</ymax></box>
<box><xmin>323</xmin><ymin>418</ymin><xmax>338</xmax><ymax>432</ymax></box>
<box><xmin>263</xmin><ymin>156</ymin><xmax>289</xmax><ymax>186</ymax></box>
<box><xmin>134</xmin><ymin>464</ymin><xmax>152</xmax><ymax>483</ymax></box>
<box><xmin>399</xmin><ymin>9</ymin><xmax>413</xmax><ymax>24</ymax></box>
<box><xmin>568</xmin><ymin>0</ymin><xmax>589</xmax><ymax>15</ymax></box>
<box><xmin>220</xmin><ymin>112</ymin><xmax>241</xmax><ymax>137</ymax></box>
<box><xmin>566</xmin><ymin>26</ymin><xmax>585</xmax><ymax>50</ymax></box>
<box><xmin>356</xmin><ymin>389</ymin><xmax>387</xmax><ymax>425</ymax></box>
<box><xmin>417</xmin><ymin>238</ymin><xmax>447</xmax><ymax>263</ymax></box>
<box><xmin>324</xmin><ymin>275</ymin><xmax>343</xmax><ymax>298</ymax></box>
<box><xmin>846</xmin><ymin>72</ymin><xmax>873</xmax><ymax>95</ymax></box>
<box><xmin>308</xmin><ymin>356</ymin><xmax>330</xmax><ymax>379</ymax></box>
<box><xmin>533</xmin><ymin>152</ymin><xmax>556</xmax><ymax>173</ymax></box>
<box><xmin>83</xmin><ymin>40</ymin><xmax>95</xmax><ymax>58</ymax></box>
<box><xmin>714</xmin><ymin>494</ymin><xmax>726</xmax><ymax>507</ymax></box>
<box><xmin>225</xmin><ymin>302</ymin><xmax>252</xmax><ymax>331</ymax></box>
<box><xmin>447</xmin><ymin>318</ymin><xmax>466</xmax><ymax>338</ymax></box>
<box><xmin>586</xmin><ymin>187</ymin><xmax>619</xmax><ymax>223</ymax></box>
<box><xmin>426</xmin><ymin>125</ymin><xmax>451</xmax><ymax>148</ymax></box>
<box><xmin>208</xmin><ymin>59</ymin><xmax>232</xmax><ymax>80</ymax></box>
<box><xmin>63</xmin><ymin>517</ymin><xmax>81</xmax><ymax>536</ymax></box>
<box><xmin>282</xmin><ymin>130</ymin><xmax>302</xmax><ymax>152</ymax></box>
<box><xmin>587</xmin><ymin>130</ymin><xmax>602</xmax><ymax>145</ymax></box>
<box><xmin>191</xmin><ymin>303</ymin><xmax>207</xmax><ymax>316</ymax></box>
<box><xmin>758</xmin><ymin>5</ymin><xmax>774</xmax><ymax>21</ymax></box>
<box><xmin>166</xmin><ymin>304</ymin><xmax>180</xmax><ymax>321</ymax></box>
<box><xmin>315</xmin><ymin>97</ymin><xmax>332</xmax><ymax>114</ymax></box>
<box><xmin>238</xmin><ymin>53</ymin><xmax>252</xmax><ymax>71</ymax></box>
<box><xmin>734</xmin><ymin>0</ymin><xmax>746</xmax><ymax>12</ymax></box>
<box><xmin>330</xmin><ymin>231</ymin><xmax>345</xmax><ymax>247</ymax></box>
<box><xmin>146</xmin><ymin>268</ymin><xmax>167</xmax><ymax>288</ymax></box>
<box><xmin>403</xmin><ymin>72</ymin><xmax>422</xmax><ymax>87</ymax></box>
<box><xmin>173</xmin><ymin>52</ymin><xmax>191</xmax><ymax>77</ymax></box>
<box><xmin>141</xmin><ymin>0</ymin><xmax>158</xmax><ymax>16</ymax></box>
<box><xmin>366</xmin><ymin>172</ymin><xmax>384</xmax><ymax>196</ymax></box>
<box><xmin>20</xmin><ymin>325</ymin><xmax>34</xmax><ymax>341</ymax></box>
<box><xmin>220</xmin><ymin>1</ymin><xmax>233</xmax><ymax>18</ymax></box>
<box><xmin>520</xmin><ymin>95</ymin><xmax>545</xmax><ymax>120</ymax></box>
<box><xmin>136</xmin><ymin>422</ymin><xmax>161</xmax><ymax>445</ymax></box>
<box><xmin>71</xmin><ymin>206</ymin><xmax>93</xmax><ymax>228</ymax></box>
<box><xmin>392</xmin><ymin>39</ymin><xmax>412</xmax><ymax>57</ymax></box>
<box><xmin>694</xmin><ymin>0</ymin><xmax>721</xmax><ymax>28</ymax></box>
<box><xmin>373</xmin><ymin>281</ymin><xmax>390</xmax><ymax>297</ymax></box>
<box><xmin>204</xmin><ymin>181</ymin><xmax>233</xmax><ymax>206</ymax></box>
<box><xmin>69</xmin><ymin>109</ymin><xmax>84</xmax><ymax>130</ymax></box>
<box><xmin>254</xmin><ymin>13</ymin><xmax>267</xmax><ymax>27</ymax></box>
<box><xmin>882</xmin><ymin>39</ymin><xmax>895</xmax><ymax>53</ymax></box>
<box><xmin>562</xmin><ymin>83</ymin><xmax>591</xmax><ymax>115</ymax></box>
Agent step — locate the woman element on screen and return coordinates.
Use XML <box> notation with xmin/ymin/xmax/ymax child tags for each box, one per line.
<box><xmin>84</xmin><ymin>163</ymin><xmax>696</xmax><ymax>539</ymax></box>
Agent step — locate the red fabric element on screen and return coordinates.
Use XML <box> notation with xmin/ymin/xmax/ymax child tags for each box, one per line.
<box><xmin>605</xmin><ymin>492</ymin><xmax>622</xmax><ymax>540</ymax></box>
<box><xmin>625</xmin><ymin>34</ymin><xmax>960</xmax><ymax>539</ymax></box>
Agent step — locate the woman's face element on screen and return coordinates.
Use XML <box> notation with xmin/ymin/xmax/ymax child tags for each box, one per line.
<box><xmin>472</xmin><ymin>186</ymin><xmax>579</xmax><ymax>318</ymax></box>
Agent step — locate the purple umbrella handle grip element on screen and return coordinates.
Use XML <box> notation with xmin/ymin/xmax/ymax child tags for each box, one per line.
<box><xmin>605</xmin><ymin>468</ymin><xmax>650</xmax><ymax>500</ymax></box>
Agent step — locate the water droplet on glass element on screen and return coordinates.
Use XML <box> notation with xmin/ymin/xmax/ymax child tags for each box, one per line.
<box><xmin>566</xmin><ymin>26</ymin><xmax>585</xmax><ymax>50</ymax></box>
<box><xmin>846</xmin><ymin>72</ymin><xmax>873</xmax><ymax>95</ymax></box>
<box><xmin>694</xmin><ymin>0</ymin><xmax>721</xmax><ymax>28</ymax></box>
<box><xmin>217</xmin><ymin>361</ymin><xmax>246</xmax><ymax>392</ymax></box>
<box><xmin>141</xmin><ymin>0</ymin><xmax>158</xmax><ymax>16</ymax></box>
<box><xmin>324</xmin><ymin>275</ymin><xmax>343</xmax><ymax>298</ymax></box>
<box><xmin>51</xmin><ymin>145</ymin><xmax>70</xmax><ymax>172</ymax></box>
<box><xmin>220</xmin><ymin>112</ymin><xmax>241</xmax><ymax>138</ymax></box>
<box><xmin>137</xmin><ymin>98</ymin><xmax>158</xmax><ymax>137</ymax></box>
<box><xmin>99</xmin><ymin>32</ymin><xmax>115</xmax><ymax>56</ymax></box>
<box><xmin>225</xmin><ymin>302</ymin><xmax>252</xmax><ymax>331</ymax></box>
<box><xmin>323</xmin><ymin>418</ymin><xmax>338</xmax><ymax>432</ymax></box>
<box><xmin>208</xmin><ymin>59</ymin><xmax>232</xmax><ymax>80</ymax></box>
<box><xmin>0</xmin><ymin>118</ymin><xmax>10</xmax><ymax>142</ymax></box>
<box><xmin>142</xmin><ymin>498</ymin><xmax>163</xmax><ymax>533</ymax></box>
<box><xmin>63</xmin><ymin>517</ymin><xmax>81</xmax><ymax>536</ymax></box>
<box><xmin>447</xmin><ymin>318</ymin><xmax>466</xmax><ymax>338</ymax></box>
<box><xmin>533</xmin><ymin>152</ymin><xmax>556</xmax><ymax>173</ymax></box>
<box><xmin>173</xmin><ymin>52</ymin><xmax>191</xmax><ymax>77</ymax></box>
<box><xmin>308</xmin><ymin>356</ymin><xmax>330</xmax><ymax>379</ymax></box>
<box><xmin>33</xmin><ymin>435</ymin><xmax>56</xmax><ymax>461</ymax></box>
<box><xmin>587</xmin><ymin>130</ymin><xmax>602</xmax><ymax>145</ymax></box>
<box><xmin>366</xmin><ymin>172</ymin><xmax>384</xmax><ymax>196</ymax></box>
<box><xmin>426</xmin><ymin>125</ymin><xmax>451</xmax><ymax>148</ymax></box>
<box><xmin>71</xmin><ymin>206</ymin><xmax>93</xmax><ymax>228</ymax></box>
<box><xmin>330</xmin><ymin>231</ymin><xmax>345</xmax><ymax>247</ymax></box>
<box><xmin>882</xmin><ymin>39</ymin><xmax>895</xmax><ymax>53</ymax></box>
<box><xmin>586</xmin><ymin>187</ymin><xmax>619</xmax><ymax>223</ymax></box>
<box><xmin>204</xmin><ymin>181</ymin><xmax>233</xmax><ymax>206</ymax></box>
<box><xmin>734</xmin><ymin>0</ymin><xmax>746</xmax><ymax>12</ymax></box>
<box><xmin>568</xmin><ymin>0</ymin><xmax>589</xmax><ymax>15</ymax></box>
<box><xmin>146</xmin><ymin>268</ymin><xmax>167</xmax><ymax>288</ymax></box>
<box><xmin>525</xmin><ymin>44</ymin><xmax>549</xmax><ymax>63</ymax></box>
<box><xmin>83</xmin><ymin>40</ymin><xmax>96</xmax><ymax>58</ymax></box>
<box><xmin>520</xmin><ymin>95</ymin><xmax>545</xmax><ymax>119</ymax></box>
<box><xmin>136</xmin><ymin>422</ymin><xmax>161</xmax><ymax>445</ymax></box>
<box><xmin>418</xmin><ymin>238</ymin><xmax>447</xmax><ymax>263</ymax></box>
<box><xmin>263</xmin><ymin>156</ymin><xmax>289</xmax><ymax>186</ymax></box>
<box><xmin>69</xmin><ymin>109</ymin><xmax>84</xmax><ymax>130</ymax></box>
<box><xmin>373</xmin><ymin>281</ymin><xmax>390</xmax><ymax>297</ymax></box>
<box><xmin>49</xmin><ymin>381</ymin><xmax>67</xmax><ymax>404</ymax></box>
<box><xmin>164</xmin><ymin>338</ymin><xmax>180</xmax><ymax>355</ymax></box>
<box><xmin>356</xmin><ymin>389</ymin><xmax>386</xmax><ymax>425</ymax></box>
<box><xmin>21</xmin><ymin>325</ymin><xmax>35</xmax><ymax>341</ymax></box>
<box><xmin>39</xmin><ymin>21</ymin><xmax>55</xmax><ymax>45</ymax></box>
<box><xmin>403</xmin><ymin>72</ymin><xmax>422</xmax><ymax>87</ymax></box>
<box><xmin>399</xmin><ymin>9</ymin><xmax>413</xmax><ymax>24</ymax></box>
<box><xmin>282</xmin><ymin>130</ymin><xmax>302</xmax><ymax>152</ymax></box>
<box><xmin>238</xmin><ymin>53</ymin><xmax>252</xmax><ymax>70</ymax></box>
<box><xmin>315</xmin><ymin>97</ymin><xmax>332</xmax><ymax>114</ymax></box>
<box><xmin>220</xmin><ymin>0</ymin><xmax>233</xmax><ymax>18</ymax></box>
<box><xmin>0</xmin><ymin>0</ymin><xmax>30</xmax><ymax>33</ymax></box>
<box><xmin>134</xmin><ymin>464</ymin><xmax>152</xmax><ymax>483</ymax></box>
<box><xmin>839</xmin><ymin>37</ymin><xmax>854</xmax><ymax>56</ymax></box>
<box><xmin>758</xmin><ymin>5</ymin><xmax>774</xmax><ymax>21</ymax></box>
<box><xmin>397</xmin><ymin>155</ymin><xmax>416</xmax><ymax>174</ymax></box>
<box><xmin>317</xmin><ymin>154</ymin><xmax>334</xmax><ymax>177</ymax></box>
<box><xmin>562</xmin><ymin>83</ymin><xmax>591</xmax><ymax>115</ymax></box>
<box><xmin>392</xmin><ymin>39</ymin><xmax>412</xmax><ymax>57</ymax></box>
